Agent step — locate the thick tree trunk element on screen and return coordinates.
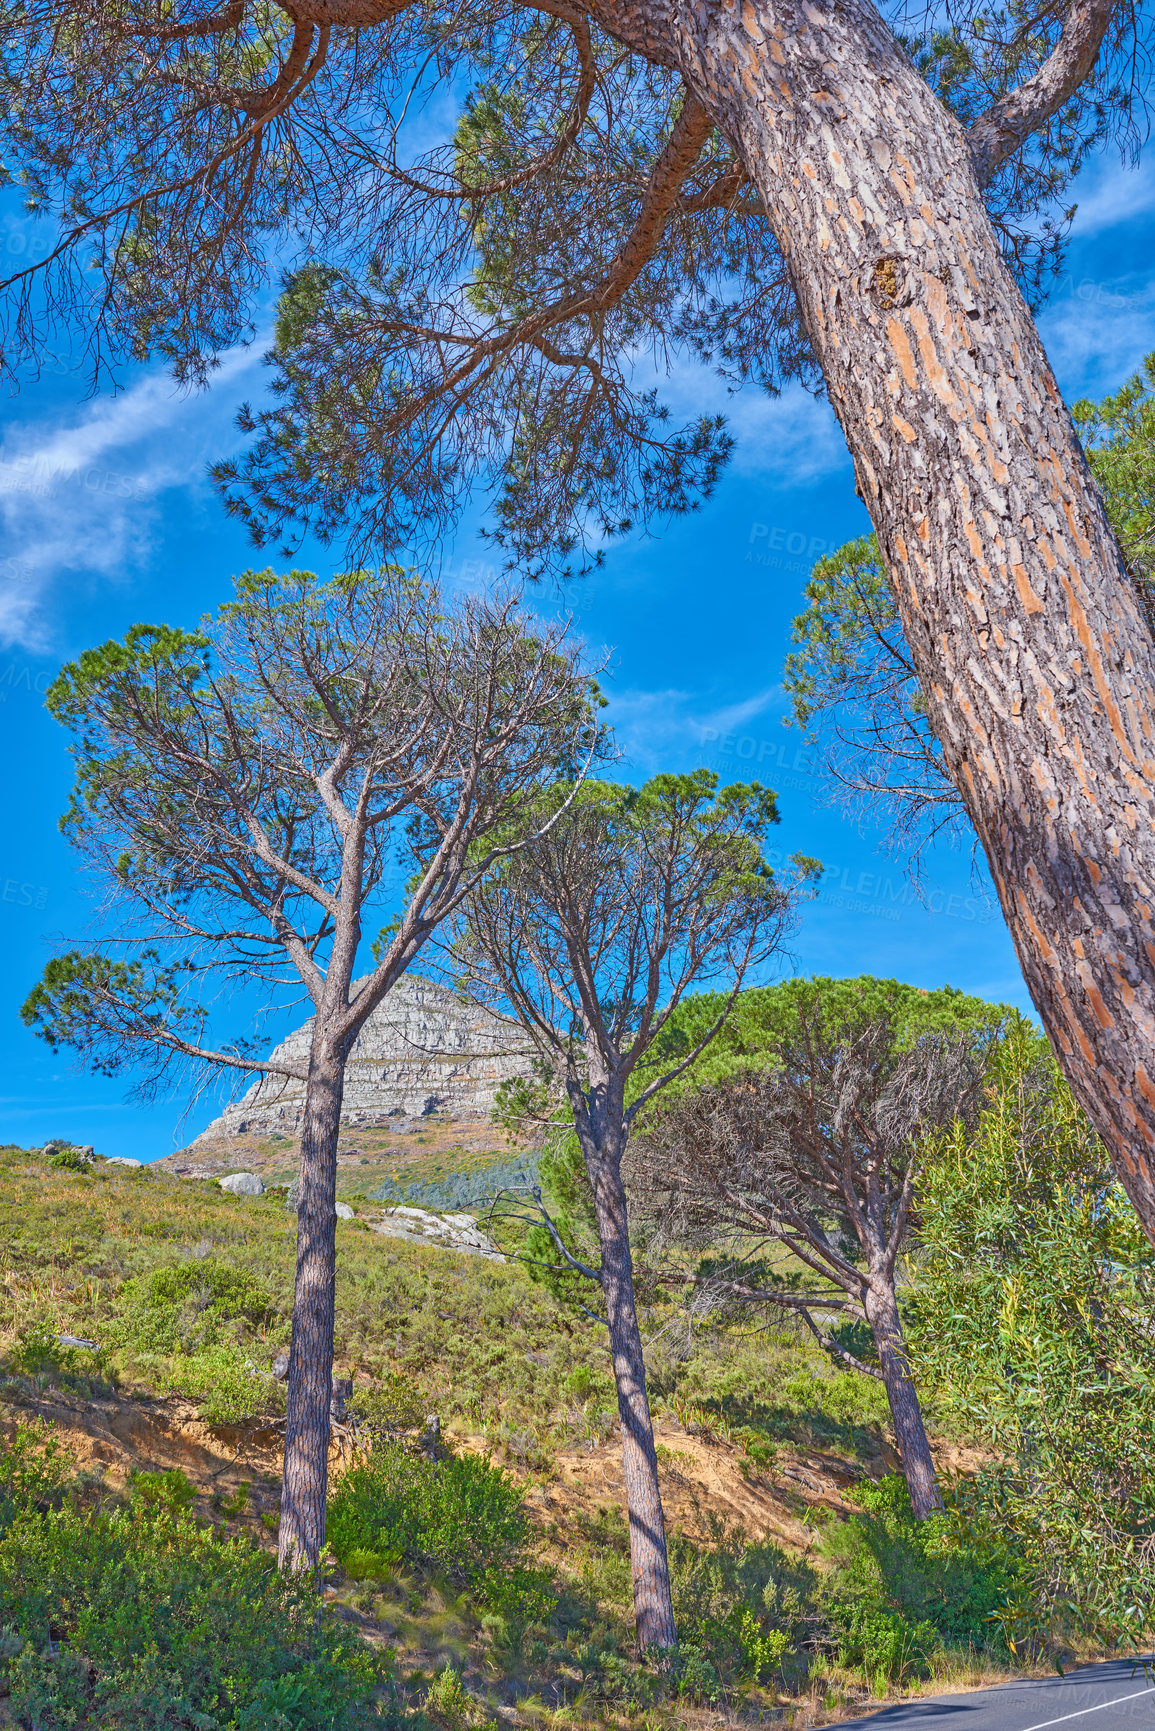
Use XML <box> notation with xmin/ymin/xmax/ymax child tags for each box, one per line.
<box><xmin>587</xmin><ymin>1145</ymin><xmax>678</xmax><ymax>1652</ymax></box>
<box><xmin>862</xmin><ymin>1279</ymin><xmax>942</xmax><ymax>1520</ymax></box>
<box><xmin>278</xmin><ymin>1036</ymin><xmax>345</xmax><ymax>1573</ymax></box>
<box><xmin>599</xmin><ymin>0</ymin><xmax>1155</xmax><ymax>1244</ymax></box>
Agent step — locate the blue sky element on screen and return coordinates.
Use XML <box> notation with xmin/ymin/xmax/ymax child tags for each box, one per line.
<box><xmin>1</xmin><ymin>147</ymin><xmax>1153</xmax><ymax>1160</ymax></box>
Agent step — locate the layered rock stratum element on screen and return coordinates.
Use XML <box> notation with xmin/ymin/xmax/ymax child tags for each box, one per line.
<box><xmin>192</xmin><ymin>975</ymin><xmax>531</xmax><ymax>1144</ymax></box>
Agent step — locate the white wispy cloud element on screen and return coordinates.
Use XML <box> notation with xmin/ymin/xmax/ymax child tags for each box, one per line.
<box><xmin>1065</xmin><ymin>151</ymin><xmax>1155</xmax><ymax>239</ymax></box>
<box><xmin>601</xmin><ymin>679</ymin><xmax>784</xmax><ymax>775</ymax></box>
<box><xmin>725</xmin><ymin>382</ymin><xmax>850</xmax><ymax>485</ymax></box>
<box><xmin>1040</xmin><ymin>272</ymin><xmax>1155</xmax><ymax>398</ymax></box>
<box><xmin>627</xmin><ymin>347</ymin><xmax>852</xmax><ymax>489</ymax></box>
<box><xmin>0</xmin><ymin>345</ymin><xmax>262</xmax><ymax>649</ymax></box>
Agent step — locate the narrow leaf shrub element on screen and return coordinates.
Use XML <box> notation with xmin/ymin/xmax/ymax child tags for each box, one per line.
<box><xmin>0</xmin><ymin>1431</ymin><xmax>380</xmax><ymax>1730</ymax></box>
<box><xmin>819</xmin><ymin>1475</ymin><xmax>1012</xmax><ymax>1681</ymax></box>
<box><xmin>669</xmin><ymin>1519</ymin><xmax>811</xmax><ymax>1685</ymax></box>
<box><xmin>910</xmin><ymin>1023</ymin><xmax>1155</xmax><ymax>1646</ymax></box>
<box><xmin>328</xmin><ymin>1443</ymin><xmax>553</xmax><ymax>1620</ymax></box>
<box><xmin>109</xmin><ymin>1259</ymin><xmax>283</xmax><ymax>1424</ymax></box>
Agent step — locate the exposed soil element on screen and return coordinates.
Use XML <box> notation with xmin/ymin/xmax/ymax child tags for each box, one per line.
<box><xmin>2</xmin><ymin>1377</ymin><xmax>984</xmax><ymax>1568</ymax></box>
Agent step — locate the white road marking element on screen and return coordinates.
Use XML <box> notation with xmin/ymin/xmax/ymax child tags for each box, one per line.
<box><xmin>1019</xmin><ymin>1683</ymin><xmax>1155</xmax><ymax>1731</ymax></box>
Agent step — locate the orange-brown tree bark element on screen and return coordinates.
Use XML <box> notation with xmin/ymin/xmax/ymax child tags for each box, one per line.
<box><xmin>585</xmin><ymin>0</ymin><xmax>1155</xmax><ymax>1241</ymax></box>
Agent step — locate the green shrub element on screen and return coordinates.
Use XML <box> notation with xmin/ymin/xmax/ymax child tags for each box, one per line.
<box><xmin>911</xmin><ymin>1027</ymin><xmax>1155</xmax><ymax>1644</ymax></box>
<box><xmin>110</xmin><ymin>1259</ymin><xmax>282</xmax><ymax>1424</ymax></box>
<box><xmin>129</xmin><ymin>1468</ymin><xmax>198</xmax><ymax>1514</ymax></box>
<box><xmin>0</xmin><ymin>1434</ymin><xmax>380</xmax><ymax>1729</ymax></box>
<box><xmin>347</xmin><ymin>1372</ymin><xmax>425</xmax><ymax>1445</ymax></box>
<box><xmin>114</xmin><ymin>1260</ymin><xmax>275</xmax><ymax>1356</ymax></box>
<box><xmin>674</xmin><ymin>1645</ymin><xmax>724</xmax><ymax>1705</ymax></box>
<box><xmin>669</xmin><ymin>1519</ymin><xmax>810</xmax><ymax>1685</ymax></box>
<box><xmin>0</xmin><ymin>1423</ymin><xmax>70</xmax><ymax>1535</ymax></box>
<box><xmin>6</xmin><ymin>1323</ymin><xmax>112</xmax><ymax>1392</ymax></box>
<box><xmin>49</xmin><ymin>1145</ymin><xmax>95</xmax><ymax>1173</ymax></box>
<box><xmin>828</xmin><ymin>1599</ymin><xmax>937</xmax><ymax>1688</ymax></box>
<box><xmin>328</xmin><ymin>1443</ymin><xmax>553</xmax><ymax>1620</ymax></box>
<box><xmin>819</xmin><ymin>1475</ymin><xmax>1011</xmax><ymax>1678</ymax></box>
<box><xmin>425</xmin><ymin>1664</ymin><xmax>475</xmax><ymax>1727</ymax></box>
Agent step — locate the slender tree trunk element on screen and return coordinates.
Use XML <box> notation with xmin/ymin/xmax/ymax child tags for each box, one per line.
<box><xmin>278</xmin><ymin>1033</ymin><xmax>345</xmax><ymax>1572</ymax></box>
<box><xmin>587</xmin><ymin>1144</ymin><xmax>678</xmax><ymax>1652</ymax></box>
<box><xmin>862</xmin><ymin>1278</ymin><xmax>942</xmax><ymax>1520</ymax></box>
<box><xmin>597</xmin><ymin>0</ymin><xmax>1155</xmax><ymax>1245</ymax></box>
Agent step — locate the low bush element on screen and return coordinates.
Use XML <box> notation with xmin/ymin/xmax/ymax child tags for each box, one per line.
<box><xmin>328</xmin><ymin>1443</ymin><xmax>554</xmax><ymax>1621</ymax></box>
<box><xmin>110</xmin><ymin>1259</ymin><xmax>284</xmax><ymax>1424</ymax></box>
<box><xmin>819</xmin><ymin>1475</ymin><xmax>1012</xmax><ymax>1682</ymax></box>
<box><xmin>670</xmin><ymin>1518</ymin><xmax>812</xmax><ymax>1686</ymax></box>
<box><xmin>828</xmin><ymin>1600</ymin><xmax>938</xmax><ymax>1689</ymax></box>
<box><xmin>0</xmin><ymin>1426</ymin><xmax>382</xmax><ymax>1730</ymax></box>
<box><xmin>0</xmin><ymin>1421</ymin><xmax>70</xmax><ymax>1533</ymax></box>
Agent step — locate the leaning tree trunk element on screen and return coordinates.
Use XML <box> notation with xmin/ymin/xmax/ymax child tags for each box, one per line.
<box><xmin>599</xmin><ymin>0</ymin><xmax>1155</xmax><ymax>1245</ymax></box>
<box><xmin>587</xmin><ymin>1143</ymin><xmax>678</xmax><ymax>1652</ymax></box>
<box><xmin>278</xmin><ymin>1033</ymin><xmax>346</xmax><ymax>1573</ymax></box>
<box><xmin>862</xmin><ymin>1278</ymin><xmax>942</xmax><ymax>1520</ymax></box>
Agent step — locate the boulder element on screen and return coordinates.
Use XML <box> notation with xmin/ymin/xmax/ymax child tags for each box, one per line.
<box><xmin>57</xmin><ymin>1334</ymin><xmax>98</xmax><ymax>1351</ymax></box>
<box><xmin>218</xmin><ymin>1171</ymin><xmax>265</xmax><ymax>1196</ymax></box>
<box><xmin>335</xmin><ymin>1201</ymin><xmax>355</xmax><ymax>1220</ymax></box>
<box><xmin>271</xmin><ymin>1352</ymin><xmax>290</xmax><ymax>1381</ymax></box>
<box><xmin>105</xmin><ymin>1157</ymin><xmax>143</xmax><ymax>1168</ymax></box>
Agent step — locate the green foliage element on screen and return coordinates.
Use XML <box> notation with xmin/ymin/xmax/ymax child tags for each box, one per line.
<box><xmin>462</xmin><ymin>769</ymin><xmax>807</xmax><ymax>1082</ymax></box>
<box><xmin>0</xmin><ymin>1433</ymin><xmax>380</xmax><ymax>1730</ymax></box>
<box><xmin>129</xmin><ymin>1467</ymin><xmax>198</xmax><ymax>1514</ymax></box>
<box><xmin>0</xmin><ymin>1423</ymin><xmax>70</xmax><ymax>1536</ymax></box>
<box><xmin>820</xmin><ymin>1475</ymin><xmax>1012</xmax><ymax>1677</ymax></box>
<box><xmin>328</xmin><ymin>1444</ymin><xmax>553</xmax><ymax>1620</ymax></box>
<box><xmin>669</xmin><ymin>1521</ymin><xmax>811</xmax><ymax>1687</ymax></box>
<box><xmin>783</xmin><ymin>536</ymin><xmax>903</xmax><ymax>731</ymax></box>
<box><xmin>48</xmin><ymin>1143</ymin><xmax>97</xmax><ymax>1172</ymax></box>
<box><xmin>23</xmin><ymin>950</ymin><xmax>193</xmax><ymax>1074</ymax></box>
<box><xmin>347</xmin><ymin>1371</ymin><xmax>426</xmax><ymax>1446</ymax></box>
<box><xmin>828</xmin><ymin>1600</ymin><xmax>938</xmax><ymax>1690</ymax></box>
<box><xmin>651</xmin><ymin>974</ymin><xmax>1008</xmax><ymax>1095</ymax></box>
<box><xmin>424</xmin><ymin>1664</ymin><xmax>476</xmax><ymax>1728</ymax></box>
<box><xmin>1073</xmin><ymin>352</ymin><xmax>1155</xmax><ymax>607</ymax></box>
<box><xmin>109</xmin><ymin>1259</ymin><xmax>282</xmax><ymax>1424</ymax></box>
<box><xmin>8</xmin><ymin>1323</ymin><xmax>109</xmax><ymax>1386</ymax></box>
<box><xmin>114</xmin><ymin>1259</ymin><xmax>275</xmax><ymax>1351</ymax></box>
<box><xmin>910</xmin><ymin>1024</ymin><xmax>1155</xmax><ymax>1646</ymax></box>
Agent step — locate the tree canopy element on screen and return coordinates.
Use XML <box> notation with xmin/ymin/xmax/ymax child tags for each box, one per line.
<box><xmin>0</xmin><ymin>0</ymin><xmax>1142</xmax><ymax>570</ymax></box>
<box><xmin>648</xmin><ymin>974</ymin><xmax>1010</xmax><ymax>1095</ymax></box>
<box><xmin>21</xmin><ymin>566</ymin><xmax>598</xmax><ymax>1101</ymax></box>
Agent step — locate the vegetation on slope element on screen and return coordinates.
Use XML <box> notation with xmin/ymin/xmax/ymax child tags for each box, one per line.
<box><xmin>0</xmin><ymin>1137</ymin><xmax>1028</xmax><ymax>1729</ymax></box>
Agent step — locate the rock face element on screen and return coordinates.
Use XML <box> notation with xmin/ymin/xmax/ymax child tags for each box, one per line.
<box><xmin>371</xmin><ymin>1206</ymin><xmax>505</xmax><ymax>1261</ymax></box>
<box><xmin>193</xmin><ymin>975</ymin><xmax>530</xmax><ymax>1144</ymax></box>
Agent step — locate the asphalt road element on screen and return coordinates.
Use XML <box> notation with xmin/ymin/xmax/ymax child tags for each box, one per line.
<box><xmin>834</xmin><ymin>1657</ymin><xmax>1155</xmax><ymax>1731</ymax></box>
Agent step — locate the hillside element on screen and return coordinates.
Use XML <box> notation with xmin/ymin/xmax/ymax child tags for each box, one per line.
<box><xmin>0</xmin><ymin>1143</ymin><xmax>1049</xmax><ymax>1729</ymax></box>
<box><xmin>160</xmin><ymin>1111</ymin><xmax>541</xmax><ymax>1213</ymax></box>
